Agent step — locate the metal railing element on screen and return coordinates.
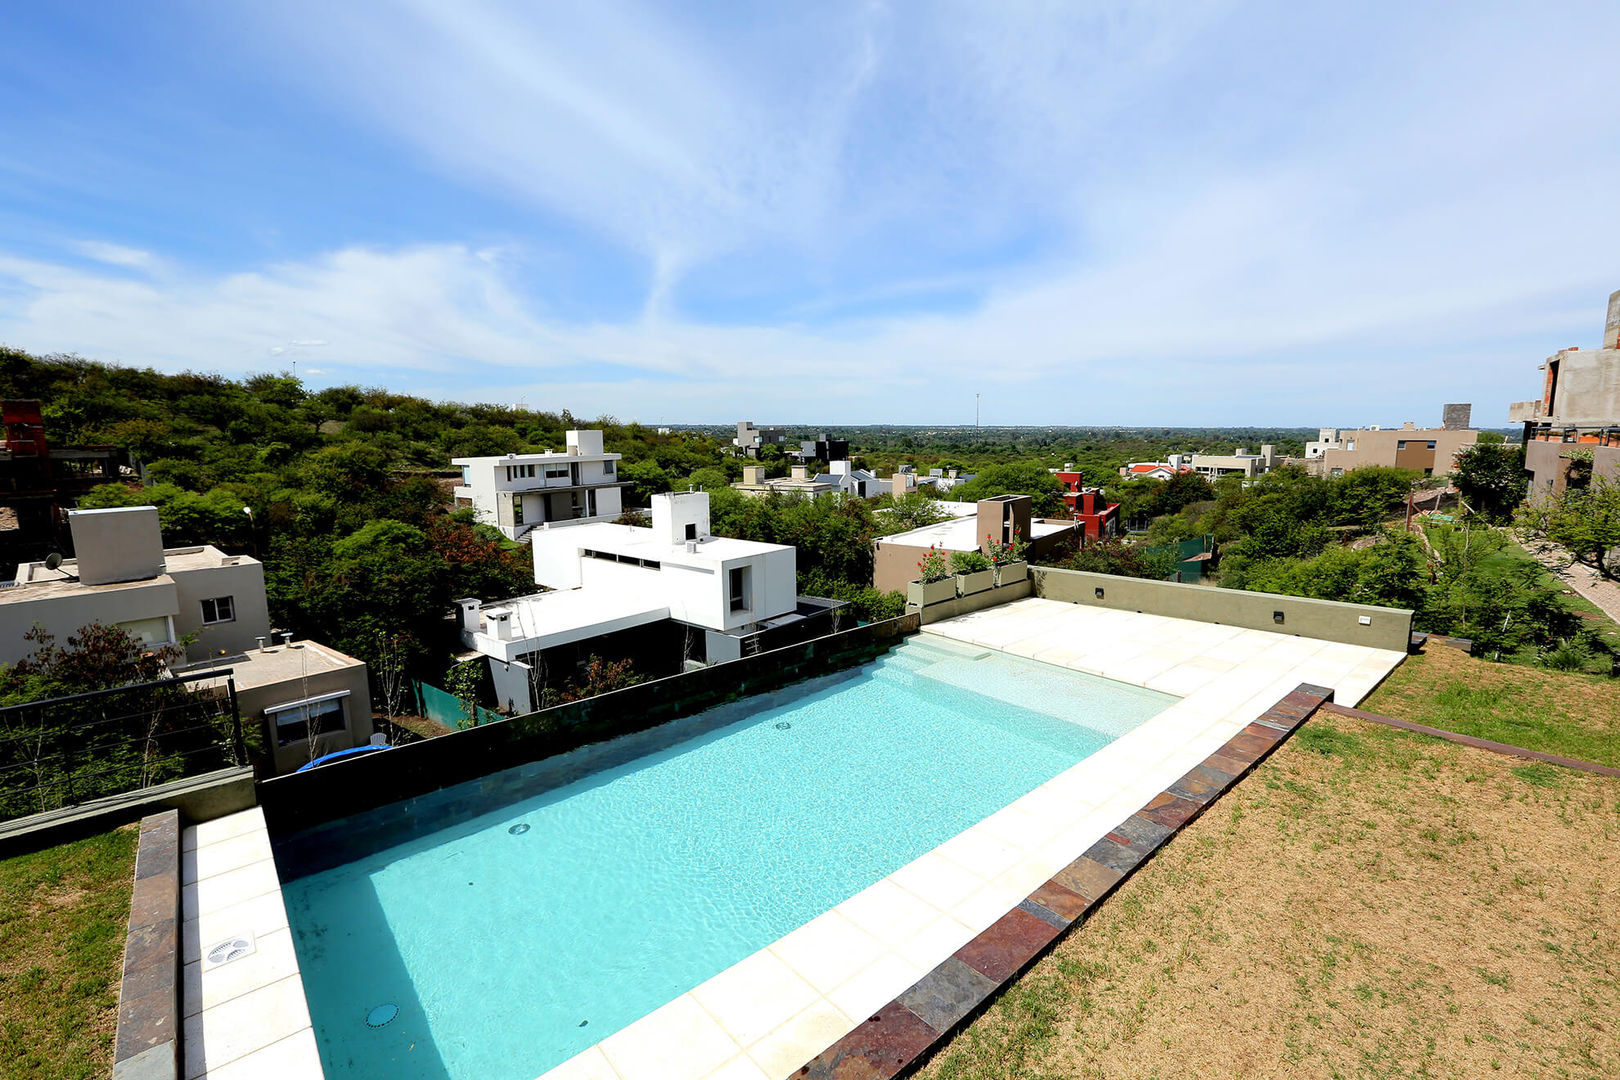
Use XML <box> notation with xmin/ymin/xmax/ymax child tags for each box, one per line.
<box><xmin>0</xmin><ymin>670</ymin><xmax>246</xmax><ymax>821</ymax></box>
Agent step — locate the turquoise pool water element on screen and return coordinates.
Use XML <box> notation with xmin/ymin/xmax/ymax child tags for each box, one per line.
<box><xmin>279</xmin><ymin>636</ymin><xmax>1176</xmax><ymax>1080</ymax></box>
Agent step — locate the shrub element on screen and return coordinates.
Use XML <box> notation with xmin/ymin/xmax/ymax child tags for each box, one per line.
<box><xmin>950</xmin><ymin>549</ymin><xmax>992</xmax><ymax>573</ymax></box>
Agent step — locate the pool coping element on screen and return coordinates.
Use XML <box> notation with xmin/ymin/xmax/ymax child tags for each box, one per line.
<box><xmin>790</xmin><ymin>681</ymin><xmax>1336</xmax><ymax>1079</ymax></box>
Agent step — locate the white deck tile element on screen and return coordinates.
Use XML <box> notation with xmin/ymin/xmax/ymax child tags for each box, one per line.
<box><xmin>183</xmin><ymin>926</ymin><xmax>300</xmax><ymax>1016</ymax></box>
<box><xmin>744</xmin><ymin>999</ymin><xmax>854</xmax><ymax>1078</ymax></box>
<box><xmin>888</xmin><ymin>851</ymin><xmax>987</xmax><ymax>912</ymax></box>
<box><xmin>182</xmin><ymin>857</ymin><xmax>281</xmax><ymax>923</ymax></box>
<box><xmin>183</xmin><ymin>828</ymin><xmax>273</xmax><ymax>883</ymax></box>
<box><xmin>690</xmin><ymin>948</ymin><xmax>823</xmax><ymax>1049</ymax></box>
<box><xmin>181</xmin><ymin>888</ymin><xmax>291</xmax><ymax>964</ymax></box>
<box><xmin>824</xmin><ymin>952</ymin><xmax>928</xmax><ymax>1023</ymax></box>
<box><xmin>199</xmin><ymin>1028</ymin><xmax>322</xmax><ymax>1080</ymax></box>
<box><xmin>892</xmin><ymin>913</ymin><xmax>979</xmax><ymax>971</ymax></box>
<box><xmin>539</xmin><ymin>1045</ymin><xmax>621</xmax><ymax>1080</ymax></box>
<box><xmin>184</xmin><ymin>807</ymin><xmax>267</xmax><ymax>852</ymax></box>
<box><xmin>768</xmin><ymin>910</ymin><xmax>884</xmax><ymax>994</ymax></box>
<box><xmin>182</xmin><ymin>975</ymin><xmax>312</xmax><ymax>1080</ymax></box>
<box><xmin>703</xmin><ymin>1054</ymin><xmax>774</xmax><ymax>1080</ymax></box>
<box><xmin>834</xmin><ymin>878</ymin><xmax>945</xmax><ymax>946</ymax></box>
<box><xmin>599</xmin><ymin>995</ymin><xmax>743</xmax><ymax>1080</ymax></box>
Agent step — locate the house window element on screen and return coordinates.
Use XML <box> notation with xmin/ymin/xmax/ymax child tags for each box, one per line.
<box><xmin>685</xmin><ymin>523</ymin><xmax>697</xmax><ymax>541</ymax></box>
<box><xmin>1330</xmin><ymin>468</ymin><xmax>1344</xmax><ymax>477</ymax></box>
<box><xmin>729</xmin><ymin>566</ymin><xmax>749</xmax><ymax>612</ymax></box>
<box><xmin>1346</xmin><ymin>440</ymin><xmax>1356</xmax><ymax>451</ymax></box>
<box><xmin>267</xmin><ymin>696</ymin><xmax>347</xmax><ymax>748</ymax></box>
<box><xmin>546</xmin><ymin>466</ymin><xmax>569</xmax><ymax>481</ymax></box>
<box><xmin>200</xmin><ymin>596</ymin><xmax>235</xmax><ymax>624</ymax></box>
<box><xmin>117</xmin><ymin>615</ymin><xmax>174</xmax><ymax>646</ymax></box>
<box><xmin>1396</xmin><ymin>441</ymin><xmax>1408</xmax><ymax>450</ymax></box>
<box><xmin>602</xmin><ymin>460</ymin><xmax>616</xmax><ymax>477</ymax></box>
<box><xmin>1426</xmin><ymin>441</ymin><xmax>1436</xmax><ymax>450</ymax></box>
<box><xmin>512</xmin><ymin>497</ymin><xmax>524</xmax><ymax>525</ymax></box>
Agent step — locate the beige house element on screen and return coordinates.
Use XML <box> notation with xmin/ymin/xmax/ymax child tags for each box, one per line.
<box><xmin>1190</xmin><ymin>446</ymin><xmax>1277</xmax><ymax>479</ymax></box>
<box><xmin>731</xmin><ymin>464</ymin><xmax>838</xmax><ymax>499</ymax></box>
<box><xmin>1510</xmin><ymin>290</ymin><xmax>1620</xmax><ymax>502</ymax></box>
<box><xmin>1306</xmin><ymin>411</ymin><xmax>1478</xmax><ymax>478</ymax></box>
<box><xmin>0</xmin><ymin>505</ymin><xmax>371</xmax><ymax>774</ymax></box>
<box><xmin>872</xmin><ymin>495</ymin><xmax>1083</xmax><ymax>594</ymax></box>
<box><xmin>175</xmin><ymin>640</ymin><xmax>373</xmax><ymax>776</ymax></box>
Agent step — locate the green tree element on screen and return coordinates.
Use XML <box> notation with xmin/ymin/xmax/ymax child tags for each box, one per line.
<box><xmin>1040</xmin><ymin>537</ymin><xmax>1176</xmax><ymax>580</ymax></box>
<box><xmin>1452</xmin><ymin>443</ymin><xmax>1528</xmax><ymax>523</ymax></box>
<box><xmin>1520</xmin><ymin>478</ymin><xmax>1620</xmax><ymax>579</ymax></box>
<box><xmin>949</xmin><ymin>463</ymin><xmax>1066</xmax><ymax>515</ymax></box>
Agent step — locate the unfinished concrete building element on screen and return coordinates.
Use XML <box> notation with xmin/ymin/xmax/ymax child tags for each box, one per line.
<box><xmin>1510</xmin><ymin>290</ymin><xmax>1620</xmax><ymax>501</ymax></box>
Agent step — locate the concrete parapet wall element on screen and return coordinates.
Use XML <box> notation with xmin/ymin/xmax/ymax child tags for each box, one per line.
<box><xmin>1031</xmin><ymin>567</ymin><xmax>1412</xmax><ymax>652</ymax></box>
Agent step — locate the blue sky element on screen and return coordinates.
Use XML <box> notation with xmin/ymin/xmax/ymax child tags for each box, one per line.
<box><xmin>1</xmin><ymin>2</ymin><xmax>1617</xmax><ymax>426</ymax></box>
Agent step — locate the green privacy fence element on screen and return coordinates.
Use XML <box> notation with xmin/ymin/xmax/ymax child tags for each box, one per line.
<box><xmin>1142</xmin><ymin>534</ymin><xmax>1216</xmax><ymax>583</ymax></box>
<box><xmin>414</xmin><ymin>681</ymin><xmax>503</xmax><ymax>730</ymax></box>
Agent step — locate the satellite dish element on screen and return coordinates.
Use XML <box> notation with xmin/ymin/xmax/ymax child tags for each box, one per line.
<box><xmin>44</xmin><ymin>552</ymin><xmax>62</xmax><ymax>571</ymax></box>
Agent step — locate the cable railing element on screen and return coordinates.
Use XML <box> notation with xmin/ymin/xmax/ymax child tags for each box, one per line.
<box><xmin>0</xmin><ymin>670</ymin><xmax>247</xmax><ymax>821</ymax></box>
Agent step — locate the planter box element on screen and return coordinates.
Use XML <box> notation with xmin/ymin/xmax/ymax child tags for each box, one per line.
<box><xmin>907</xmin><ymin>578</ymin><xmax>957</xmax><ymax>607</ymax></box>
<box><xmin>994</xmin><ymin>561</ymin><xmax>1028</xmax><ymax>587</ymax></box>
<box><xmin>955</xmin><ymin>568</ymin><xmax>996</xmax><ymax>597</ymax></box>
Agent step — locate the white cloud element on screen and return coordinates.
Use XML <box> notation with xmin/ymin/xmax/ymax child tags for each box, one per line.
<box><xmin>69</xmin><ymin>241</ymin><xmax>156</xmax><ymax>269</ymax></box>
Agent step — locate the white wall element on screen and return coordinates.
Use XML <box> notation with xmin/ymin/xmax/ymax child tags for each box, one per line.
<box><xmin>651</xmin><ymin>491</ymin><xmax>710</xmax><ymax>544</ymax></box>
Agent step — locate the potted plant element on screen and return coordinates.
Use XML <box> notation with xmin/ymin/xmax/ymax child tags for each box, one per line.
<box><xmin>950</xmin><ymin>549</ymin><xmax>995</xmax><ymax>596</ymax></box>
<box><xmin>907</xmin><ymin>544</ymin><xmax>956</xmax><ymax>607</ymax></box>
<box><xmin>987</xmin><ymin>527</ymin><xmax>1028</xmax><ymax>586</ymax></box>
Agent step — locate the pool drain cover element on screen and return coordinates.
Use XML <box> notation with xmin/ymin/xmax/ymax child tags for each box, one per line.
<box><xmin>203</xmin><ymin>933</ymin><xmax>256</xmax><ymax>968</ymax></box>
<box><xmin>509</xmin><ymin>823</ymin><xmax>530</xmax><ymax>835</ymax></box>
<box><xmin>366</xmin><ymin>1003</ymin><xmax>399</xmax><ymax>1028</ymax></box>
<box><xmin>775</xmin><ymin>721</ymin><xmax>791</xmax><ymax>730</ymax></box>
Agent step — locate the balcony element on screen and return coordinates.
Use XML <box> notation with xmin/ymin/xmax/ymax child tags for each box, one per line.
<box><xmin>1508</xmin><ymin>400</ymin><xmax>1544</xmax><ymax>423</ymax></box>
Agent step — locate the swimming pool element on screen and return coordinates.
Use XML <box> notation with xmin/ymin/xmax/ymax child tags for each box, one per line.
<box><xmin>278</xmin><ymin>636</ymin><xmax>1177</xmax><ymax>1080</ymax></box>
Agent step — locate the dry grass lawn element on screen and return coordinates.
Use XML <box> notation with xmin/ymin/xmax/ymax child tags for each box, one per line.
<box><xmin>918</xmin><ymin>713</ymin><xmax>1620</xmax><ymax>1080</ymax></box>
<box><xmin>1363</xmin><ymin>643</ymin><xmax>1620</xmax><ymax>767</ymax></box>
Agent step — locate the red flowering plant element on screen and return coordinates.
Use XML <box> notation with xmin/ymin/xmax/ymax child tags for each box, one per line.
<box><xmin>916</xmin><ymin>544</ymin><xmax>951</xmax><ymax>583</ymax></box>
<box><xmin>986</xmin><ymin>526</ymin><xmax>1026</xmax><ymax>566</ymax></box>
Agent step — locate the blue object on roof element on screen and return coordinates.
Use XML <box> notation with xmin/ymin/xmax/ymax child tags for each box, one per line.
<box><xmin>295</xmin><ymin>744</ymin><xmax>391</xmax><ymax>772</ymax></box>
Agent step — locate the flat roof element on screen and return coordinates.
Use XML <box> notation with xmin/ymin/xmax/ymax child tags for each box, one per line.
<box><xmin>453</xmin><ymin>450</ymin><xmax>620</xmax><ymax>465</ymax></box>
<box><xmin>5</xmin><ymin>545</ymin><xmax>256</xmax><ymax>600</ymax></box>
<box><xmin>876</xmin><ymin>515</ymin><xmax>1076</xmax><ymax>552</ymax></box>
<box><xmin>174</xmin><ymin>640</ymin><xmax>362</xmax><ymax>692</ymax></box>
<box><xmin>549</xmin><ymin>522</ymin><xmax>791</xmax><ymax>563</ymax></box>
<box><xmin>479</xmin><ymin>589</ymin><xmax>670</xmax><ymax>651</ymax></box>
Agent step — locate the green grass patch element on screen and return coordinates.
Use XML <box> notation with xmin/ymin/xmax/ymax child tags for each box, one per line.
<box><xmin>1363</xmin><ymin>645</ymin><xmax>1620</xmax><ymax>768</ymax></box>
<box><xmin>0</xmin><ymin>827</ymin><xmax>138</xmax><ymax>1080</ymax></box>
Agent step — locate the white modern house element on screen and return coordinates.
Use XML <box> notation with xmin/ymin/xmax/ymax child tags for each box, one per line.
<box><xmin>453</xmin><ymin>429</ymin><xmax>626</xmax><ymax>541</ymax></box>
<box><xmin>457</xmin><ymin>491</ymin><xmax>840</xmax><ymax>713</ymax></box>
<box><xmin>0</xmin><ymin>506</ymin><xmax>372</xmax><ymax>774</ymax></box>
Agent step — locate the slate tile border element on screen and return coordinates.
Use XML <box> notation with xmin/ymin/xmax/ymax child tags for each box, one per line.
<box><xmin>114</xmin><ymin>810</ymin><xmax>182</xmax><ymax>1080</ymax></box>
<box><xmin>793</xmin><ymin>682</ymin><xmax>1335</xmax><ymax>1080</ymax></box>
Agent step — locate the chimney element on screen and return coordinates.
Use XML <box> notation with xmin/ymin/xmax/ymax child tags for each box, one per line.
<box><xmin>791</xmin><ymin>465</ymin><xmax>809</xmax><ymax>481</ymax></box>
<box><xmin>1402</xmin><ymin>422</ymin><xmax>1415</xmax><ymax>430</ymax></box>
<box><xmin>742</xmin><ymin>465</ymin><xmax>765</xmax><ymax>485</ymax></box>
<box><xmin>1441</xmin><ymin>403</ymin><xmax>1472</xmax><ymax>431</ymax></box>
<box><xmin>1605</xmin><ymin>288</ymin><xmax>1620</xmax><ymax>349</ymax></box>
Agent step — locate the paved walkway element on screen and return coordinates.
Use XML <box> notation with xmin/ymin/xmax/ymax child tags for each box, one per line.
<box><xmin>1524</xmin><ymin>541</ymin><xmax>1620</xmax><ymax>625</ymax></box>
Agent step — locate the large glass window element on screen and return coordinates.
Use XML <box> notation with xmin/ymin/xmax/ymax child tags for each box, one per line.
<box><xmin>729</xmin><ymin>566</ymin><xmax>749</xmax><ymax>612</ymax></box>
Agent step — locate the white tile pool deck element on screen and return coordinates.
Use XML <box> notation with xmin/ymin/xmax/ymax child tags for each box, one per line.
<box><xmin>180</xmin><ymin>807</ymin><xmax>322</xmax><ymax>1079</ymax></box>
<box><xmin>180</xmin><ymin>598</ymin><xmax>1406</xmax><ymax>1079</ymax></box>
<box><xmin>540</xmin><ymin>599</ymin><xmax>1406</xmax><ymax>1080</ymax></box>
